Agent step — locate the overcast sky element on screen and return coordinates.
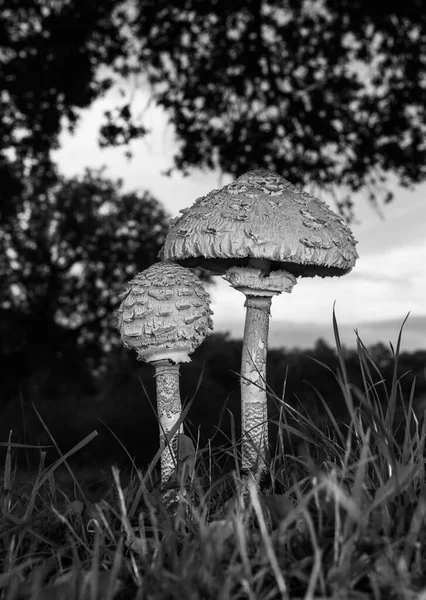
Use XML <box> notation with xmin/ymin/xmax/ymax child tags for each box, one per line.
<box><xmin>53</xmin><ymin>87</ymin><xmax>426</xmax><ymax>351</ymax></box>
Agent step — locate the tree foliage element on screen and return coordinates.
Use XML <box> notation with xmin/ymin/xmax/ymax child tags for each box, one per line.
<box><xmin>0</xmin><ymin>0</ymin><xmax>125</xmax><ymax>218</ymax></box>
<box><xmin>1</xmin><ymin>1</ymin><xmax>425</xmax><ymax>219</ymax></box>
<box><xmin>0</xmin><ymin>169</ymin><xmax>170</xmax><ymax>373</ymax></box>
<box><xmin>114</xmin><ymin>0</ymin><xmax>426</xmax><ymax>215</ymax></box>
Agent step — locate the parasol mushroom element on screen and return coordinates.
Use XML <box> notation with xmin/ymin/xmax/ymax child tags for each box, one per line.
<box><xmin>117</xmin><ymin>261</ymin><xmax>213</xmax><ymax>484</ymax></box>
<box><xmin>160</xmin><ymin>169</ymin><xmax>358</xmax><ymax>476</ymax></box>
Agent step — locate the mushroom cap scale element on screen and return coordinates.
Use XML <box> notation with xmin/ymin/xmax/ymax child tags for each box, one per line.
<box><xmin>117</xmin><ymin>261</ymin><xmax>213</xmax><ymax>364</ymax></box>
<box><xmin>160</xmin><ymin>170</ymin><xmax>358</xmax><ymax>277</ymax></box>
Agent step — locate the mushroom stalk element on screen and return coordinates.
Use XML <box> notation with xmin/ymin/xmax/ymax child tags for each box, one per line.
<box><xmin>153</xmin><ymin>360</ymin><xmax>184</xmax><ymax>484</ymax></box>
<box><xmin>241</xmin><ymin>295</ymin><xmax>272</xmax><ymax>474</ymax></box>
<box><xmin>225</xmin><ymin>264</ymin><xmax>297</xmax><ymax>476</ymax></box>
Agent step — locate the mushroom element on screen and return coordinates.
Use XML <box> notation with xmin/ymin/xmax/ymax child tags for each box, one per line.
<box><xmin>117</xmin><ymin>261</ymin><xmax>213</xmax><ymax>484</ymax></box>
<box><xmin>160</xmin><ymin>170</ymin><xmax>358</xmax><ymax>476</ymax></box>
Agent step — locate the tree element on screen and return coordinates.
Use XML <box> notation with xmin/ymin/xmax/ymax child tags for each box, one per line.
<box><xmin>1</xmin><ymin>1</ymin><xmax>425</xmax><ymax>220</ymax></box>
<box><xmin>0</xmin><ymin>0</ymin><xmax>127</xmax><ymax>219</ymax></box>
<box><xmin>110</xmin><ymin>0</ymin><xmax>426</xmax><ymax>217</ymax></box>
<box><xmin>0</xmin><ymin>168</ymin><xmax>170</xmax><ymax>378</ymax></box>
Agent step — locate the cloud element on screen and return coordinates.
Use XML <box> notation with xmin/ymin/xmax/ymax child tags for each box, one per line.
<box><xmin>209</xmin><ymin>262</ymin><xmax>426</xmax><ymax>328</ymax></box>
<box><xmin>347</xmin><ymin>271</ymin><xmax>413</xmax><ymax>287</ymax></box>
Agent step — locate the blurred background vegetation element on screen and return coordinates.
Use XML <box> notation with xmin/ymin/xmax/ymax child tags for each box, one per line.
<box><xmin>1</xmin><ymin>0</ymin><xmax>425</xmax><ymax>469</ymax></box>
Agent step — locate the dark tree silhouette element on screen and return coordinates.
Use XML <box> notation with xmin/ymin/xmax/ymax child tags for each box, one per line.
<box><xmin>109</xmin><ymin>0</ymin><xmax>426</xmax><ymax>217</ymax></box>
<box><xmin>0</xmin><ymin>168</ymin><xmax>170</xmax><ymax>382</ymax></box>
<box><xmin>1</xmin><ymin>1</ymin><xmax>425</xmax><ymax>220</ymax></box>
<box><xmin>0</xmin><ymin>0</ymin><xmax>126</xmax><ymax>218</ymax></box>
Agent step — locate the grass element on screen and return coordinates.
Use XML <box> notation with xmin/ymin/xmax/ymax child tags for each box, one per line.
<box><xmin>1</xmin><ymin>319</ymin><xmax>426</xmax><ymax>599</ymax></box>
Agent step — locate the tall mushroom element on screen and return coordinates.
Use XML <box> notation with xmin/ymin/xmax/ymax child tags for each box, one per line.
<box><xmin>160</xmin><ymin>170</ymin><xmax>358</xmax><ymax>476</ymax></box>
<box><xmin>117</xmin><ymin>261</ymin><xmax>213</xmax><ymax>484</ymax></box>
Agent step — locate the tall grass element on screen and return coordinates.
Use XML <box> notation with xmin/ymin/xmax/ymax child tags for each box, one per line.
<box><xmin>1</xmin><ymin>320</ymin><xmax>426</xmax><ymax>599</ymax></box>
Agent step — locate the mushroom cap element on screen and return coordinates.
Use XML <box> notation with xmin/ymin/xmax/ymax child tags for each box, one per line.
<box><xmin>117</xmin><ymin>261</ymin><xmax>213</xmax><ymax>364</ymax></box>
<box><xmin>160</xmin><ymin>170</ymin><xmax>358</xmax><ymax>277</ymax></box>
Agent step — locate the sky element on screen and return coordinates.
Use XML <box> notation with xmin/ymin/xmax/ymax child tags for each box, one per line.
<box><xmin>53</xmin><ymin>87</ymin><xmax>426</xmax><ymax>352</ymax></box>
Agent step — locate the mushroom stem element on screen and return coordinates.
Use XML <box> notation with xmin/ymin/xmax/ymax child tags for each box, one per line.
<box><xmin>241</xmin><ymin>295</ymin><xmax>272</xmax><ymax>475</ymax></box>
<box><xmin>224</xmin><ymin>265</ymin><xmax>298</xmax><ymax>477</ymax></box>
<box><xmin>153</xmin><ymin>359</ymin><xmax>184</xmax><ymax>485</ymax></box>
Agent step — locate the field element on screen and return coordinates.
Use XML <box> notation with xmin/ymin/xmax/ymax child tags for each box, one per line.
<box><xmin>1</xmin><ymin>322</ymin><xmax>426</xmax><ymax>600</ymax></box>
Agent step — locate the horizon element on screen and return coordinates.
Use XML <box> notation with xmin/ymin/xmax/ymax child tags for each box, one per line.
<box><xmin>218</xmin><ymin>313</ymin><xmax>425</xmax><ymax>352</ymax></box>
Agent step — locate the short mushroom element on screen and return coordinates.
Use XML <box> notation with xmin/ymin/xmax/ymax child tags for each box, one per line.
<box><xmin>160</xmin><ymin>170</ymin><xmax>358</xmax><ymax>476</ymax></box>
<box><xmin>117</xmin><ymin>261</ymin><xmax>213</xmax><ymax>484</ymax></box>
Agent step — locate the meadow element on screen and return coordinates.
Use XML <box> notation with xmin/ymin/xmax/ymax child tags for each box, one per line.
<box><xmin>1</xmin><ymin>319</ymin><xmax>426</xmax><ymax>600</ymax></box>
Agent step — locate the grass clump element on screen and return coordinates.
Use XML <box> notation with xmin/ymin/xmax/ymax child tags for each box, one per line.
<box><xmin>1</xmin><ymin>319</ymin><xmax>426</xmax><ymax>599</ymax></box>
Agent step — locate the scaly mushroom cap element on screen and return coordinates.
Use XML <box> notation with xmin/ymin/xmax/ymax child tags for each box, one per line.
<box><xmin>117</xmin><ymin>261</ymin><xmax>213</xmax><ymax>363</ymax></box>
<box><xmin>161</xmin><ymin>170</ymin><xmax>358</xmax><ymax>277</ymax></box>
